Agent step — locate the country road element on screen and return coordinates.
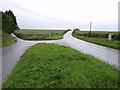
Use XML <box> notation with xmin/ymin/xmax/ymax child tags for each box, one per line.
<box><xmin>1</xmin><ymin>30</ymin><xmax>119</xmax><ymax>84</ymax></box>
<box><xmin>58</xmin><ymin>31</ymin><xmax>119</xmax><ymax>68</ymax></box>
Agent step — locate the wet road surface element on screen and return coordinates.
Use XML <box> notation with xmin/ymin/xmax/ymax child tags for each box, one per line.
<box><xmin>2</xmin><ymin>34</ymin><xmax>60</xmax><ymax>83</ymax></box>
<box><xmin>58</xmin><ymin>31</ymin><xmax>119</xmax><ymax>68</ymax></box>
<box><xmin>2</xmin><ymin>31</ymin><xmax>119</xmax><ymax>83</ymax></box>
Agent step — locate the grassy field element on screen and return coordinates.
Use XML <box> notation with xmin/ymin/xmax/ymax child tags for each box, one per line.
<box><xmin>73</xmin><ymin>30</ymin><xmax>119</xmax><ymax>34</ymax></box>
<box><xmin>72</xmin><ymin>30</ymin><xmax>120</xmax><ymax>50</ymax></box>
<box><xmin>14</xmin><ymin>29</ymin><xmax>69</xmax><ymax>40</ymax></box>
<box><xmin>1</xmin><ymin>31</ymin><xmax>16</xmax><ymax>47</ymax></box>
<box><xmin>3</xmin><ymin>43</ymin><xmax>119</xmax><ymax>88</ymax></box>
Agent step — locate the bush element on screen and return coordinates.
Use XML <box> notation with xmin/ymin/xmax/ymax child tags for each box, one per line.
<box><xmin>73</xmin><ymin>30</ymin><xmax>120</xmax><ymax>41</ymax></box>
<box><xmin>64</xmin><ymin>29</ymin><xmax>71</xmax><ymax>34</ymax></box>
<box><xmin>113</xmin><ymin>34</ymin><xmax>120</xmax><ymax>40</ymax></box>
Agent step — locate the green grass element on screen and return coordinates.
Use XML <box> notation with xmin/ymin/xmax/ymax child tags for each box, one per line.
<box><xmin>73</xmin><ymin>30</ymin><xmax>120</xmax><ymax>40</ymax></box>
<box><xmin>3</xmin><ymin>43</ymin><xmax>119</xmax><ymax>88</ymax></box>
<box><xmin>1</xmin><ymin>31</ymin><xmax>16</xmax><ymax>47</ymax></box>
<box><xmin>74</xmin><ymin>31</ymin><xmax>119</xmax><ymax>34</ymax></box>
<box><xmin>72</xmin><ymin>30</ymin><xmax>120</xmax><ymax>50</ymax></box>
<box><xmin>14</xmin><ymin>29</ymin><xmax>68</xmax><ymax>40</ymax></box>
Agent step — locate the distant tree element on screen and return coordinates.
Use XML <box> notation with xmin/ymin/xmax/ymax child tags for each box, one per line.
<box><xmin>74</xmin><ymin>28</ymin><xmax>80</xmax><ymax>30</ymax></box>
<box><xmin>64</xmin><ymin>29</ymin><xmax>71</xmax><ymax>34</ymax></box>
<box><xmin>2</xmin><ymin>10</ymin><xmax>19</xmax><ymax>34</ymax></box>
<box><xmin>0</xmin><ymin>11</ymin><xmax>2</xmax><ymax>30</ymax></box>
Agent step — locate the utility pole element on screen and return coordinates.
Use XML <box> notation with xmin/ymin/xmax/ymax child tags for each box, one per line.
<box><xmin>89</xmin><ymin>22</ymin><xmax>92</xmax><ymax>34</ymax></box>
<box><xmin>72</xmin><ymin>27</ymin><xmax>75</xmax><ymax>31</ymax></box>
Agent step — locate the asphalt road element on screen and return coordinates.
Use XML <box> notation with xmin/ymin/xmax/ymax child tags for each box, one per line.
<box><xmin>1</xmin><ymin>31</ymin><xmax>119</xmax><ymax>84</ymax></box>
<box><xmin>59</xmin><ymin>31</ymin><xmax>119</xmax><ymax>68</ymax></box>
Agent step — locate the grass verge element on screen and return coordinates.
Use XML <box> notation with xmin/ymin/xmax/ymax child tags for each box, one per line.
<box><xmin>14</xmin><ymin>29</ymin><xmax>69</xmax><ymax>40</ymax></box>
<box><xmin>1</xmin><ymin>31</ymin><xmax>16</xmax><ymax>47</ymax></box>
<box><xmin>3</xmin><ymin>43</ymin><xmax>119</xmax><ymax>88</ymax></box>
<box><xmin>72</xmin><ymin>31</ymin><xmax>120</xmax><ymax>50</ymax></box>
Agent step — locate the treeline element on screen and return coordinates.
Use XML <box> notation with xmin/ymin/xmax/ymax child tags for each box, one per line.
<box><xmin>2</xmin><ymin>10</ymin><xmax>19</xmax><ymax>34</ymax></box>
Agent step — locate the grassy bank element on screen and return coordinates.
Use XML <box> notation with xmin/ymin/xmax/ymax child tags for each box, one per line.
<box><xmin>14</xmin><ymin>29</ymin><xmax>69</xmax><ymax>40</ymax></box>
<box><xmin>72</xmin><ymin>30</ymin><xmax>120</xmax><ymax>50</ymax></box>
<box><xmin>3</xmin><ymin>43</ymin><xmax>119</xmax><ymax>88</ymax></box>
<box><xmin>0</xmin><ymin>31</ymin><xmax>2</xmax><ymax>47</ymax></box>
<box><xmin>1</xmin><ymin>31</ymin><xmax>16</xmax><ymax>47</ymax></box>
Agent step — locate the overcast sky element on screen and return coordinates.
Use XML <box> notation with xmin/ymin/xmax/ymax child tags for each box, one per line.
<box><xmin>0</xmin><ymin>0</ymin><xmax>119</xmax><ymax>31</ymax></box>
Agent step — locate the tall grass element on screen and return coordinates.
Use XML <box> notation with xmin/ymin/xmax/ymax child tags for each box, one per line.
<box><xmin>3</xmin><ymin>43</ymin><xmax>119</xmax><ymax>88</ymax></box>
<box><xmin>1</xmin><ymin>31</ymin><xmax>16</xmax><ymax>47</ymax></box>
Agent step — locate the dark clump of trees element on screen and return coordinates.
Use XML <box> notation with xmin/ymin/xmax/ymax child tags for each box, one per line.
<box><xmin>64</xmin><ymin>29</ymin><xmax>71</xmax><ymax>34</ymax></box>
<box><xmin>2</xmin><ymin>10</ymin><xmax>19</xmax><ymax>34</ymax></box>
<box><xmin>74</xmin><ymin>28</ymin><xmax>80</xmax><ymax>31</ymax></box>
